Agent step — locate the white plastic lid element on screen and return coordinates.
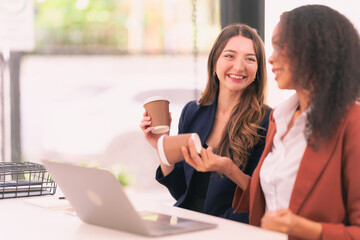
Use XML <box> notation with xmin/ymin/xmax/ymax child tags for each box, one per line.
<box><xmin>157</xmin><ymin>135</ymin><xmax>171</xmax><ymax>166</ymax></box>
<box><xmin>143</xmin><ymin>96</ymin><xmax>170</xmax><ymax>105</ymax></box>
<box><xmin>152</xmin><ymin>125</ymin><xmax>170</xmax><ymax>134</ymax></box>
<box><xmin>191</xmin><ymin>133</ymin><xmax>202</xmax><ymax>154</ymax></box>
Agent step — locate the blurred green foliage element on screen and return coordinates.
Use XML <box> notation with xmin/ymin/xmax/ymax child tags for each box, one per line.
<box><xmin>77</xmin><ymin>161</ymin><xmax>132</xmax><ymax>187</ymax></box>
<box><xmin>34</xmin><ymin>0</ymin><xmax>129</xmax><ymax>50</ymax></box>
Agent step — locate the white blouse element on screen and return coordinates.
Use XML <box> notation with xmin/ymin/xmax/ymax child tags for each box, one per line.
<box><xmin>260</xmin><ymin>94</ymin><xmax>308</xmax><ymax>212</ymax></box>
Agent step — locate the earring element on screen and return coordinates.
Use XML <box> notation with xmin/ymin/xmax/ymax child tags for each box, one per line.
<box><xmin>213</xmin><ymin>70</ymin><xmax>216</xmax><ymax>76</ymax></box>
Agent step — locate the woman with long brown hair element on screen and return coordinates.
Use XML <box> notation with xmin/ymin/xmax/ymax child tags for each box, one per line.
<box><xmin>140</xmin><ymin>23</ymin><xmax>271</xmax><ymax>222</ymax></box>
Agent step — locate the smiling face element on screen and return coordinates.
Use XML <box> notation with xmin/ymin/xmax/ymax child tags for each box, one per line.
<box><xmin>268</xmin><ymin>23</ymin><xmax>294</xmax><ymax>90</ymax></box>
<box><xmin>214</xmin><ymin>35</ymin><xmax>258</xmax><ymax>95</ymax></box>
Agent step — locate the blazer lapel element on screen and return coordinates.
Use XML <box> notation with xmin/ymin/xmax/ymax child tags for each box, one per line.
<box><xmin>289</xmin><ymin>130</ymin><xmax>341</xmax><ymax>214</ymax></box>
<box><xmin>249</xmin><ymin>112</ymin><xmax>276</xmax><ymax>225</ymax></box>
<box><xmin>183</xmin><ymin>161</ymin><xmax>195</xmax><ymax>186</ymax></box>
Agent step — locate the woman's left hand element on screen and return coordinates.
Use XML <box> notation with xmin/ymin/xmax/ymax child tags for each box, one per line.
<box><xmin>181</xmin><ymin>138</ymin><xmax>232</xmax><ymax>174</ymax></box>
<box><xmin>261</xmin><ymin>209</ymin><xmax>297</xmax><ymax>234</ymax></box>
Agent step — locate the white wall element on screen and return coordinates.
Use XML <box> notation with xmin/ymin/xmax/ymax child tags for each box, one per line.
<box><xmin>19</xmin><ymin>1</ymin><xmax>360</xmax><ymax>190</ymax></box>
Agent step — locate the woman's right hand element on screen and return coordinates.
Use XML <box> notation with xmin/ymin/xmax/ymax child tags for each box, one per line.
<box><xmin>181</xmin><ymin>138</ymin><xmax>232</xmax><ymax>174</ymax></box>
<box><xmin>140</xmin><ymin>111</ymin><xmax>174</xmax><ymax>176</ymax></box>
<box><xmin>182</xmin><ymin>138</ymin><xmax>250</xmax><ymax>190</ymax></box>
<box><xmin>139</xmin><ymin>111</ymin><xmax>171</xmax><ymax>149</ymax></box>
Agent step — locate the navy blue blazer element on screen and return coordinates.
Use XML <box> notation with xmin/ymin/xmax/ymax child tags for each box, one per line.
<box><xmin>156</xmin><ymin>99</ymin><xmax>271</xmax><ymax>222</ymax></box>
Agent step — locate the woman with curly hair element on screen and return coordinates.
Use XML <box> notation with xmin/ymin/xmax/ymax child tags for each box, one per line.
<box><xmin>183</xmin><ymin>5</ymin><xmax>360</xmax><ymax>239</ymax></box>
<box><xmin>140</xmin><ymin>23</ymin><xmax>271</xmax><ymax>222</ymax></box>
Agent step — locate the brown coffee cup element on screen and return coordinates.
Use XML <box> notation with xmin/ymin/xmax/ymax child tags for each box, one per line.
<box><xmin>157</xmin><ymin>133</ymin><xmax>202</xmax><ymax>166</ymax></box>
<box><xmin>143</xmin><ymin>96</ymin><xmax>170</xmax><ymax>134</ymax></box>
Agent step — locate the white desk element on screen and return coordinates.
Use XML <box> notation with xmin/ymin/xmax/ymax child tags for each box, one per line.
<box><xmin>0</xmin><ymin>191</ymin><xmax>287</xmax><ymax>240</ymax></box>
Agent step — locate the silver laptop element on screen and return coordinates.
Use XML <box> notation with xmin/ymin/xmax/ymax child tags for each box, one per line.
<box><xmin>42</xmin><ymin>160</ymin><xmax>217</xmax><ymax>237</ymax></box>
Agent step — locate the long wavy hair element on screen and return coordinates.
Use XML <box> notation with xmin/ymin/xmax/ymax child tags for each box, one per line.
<box><xmin>198</xmin><ymin>23</ymin><xmax>268</xmax><ymax>169</ymax></box>
<box><xmin>277</xmin><ymin>5</ymin><xmax>360</xmax><ymax>145</ymax></box>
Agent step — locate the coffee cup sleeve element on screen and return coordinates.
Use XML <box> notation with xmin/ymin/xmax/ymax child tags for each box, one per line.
<box><xmin>157</xmin><ymin>135</ymin><xmax>172</xmax><ymax>166</ymax></box>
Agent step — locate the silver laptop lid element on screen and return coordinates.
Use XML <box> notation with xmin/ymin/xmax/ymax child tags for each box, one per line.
<box><xmin>42</xmin><ymin>160</ymin><xmax>217</xmax><ymax>237</ymax></box>
<box><xmin>42</xmin><ymin>160</ymin><xmax>150</xmax><ymax>235</ymax></box>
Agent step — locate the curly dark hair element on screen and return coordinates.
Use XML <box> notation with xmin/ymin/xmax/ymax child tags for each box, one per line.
<box><xmin>278</xmin><ymin>5</ymin><xmax>360</xmax><ymax>144</ymax></box>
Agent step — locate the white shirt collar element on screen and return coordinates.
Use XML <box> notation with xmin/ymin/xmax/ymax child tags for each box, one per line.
<box><xmin>273</xmin><ymin>93</ymin><xmax>309</xmax><ymax>133</ymax></box>
<box><xmin>273</xmin><ymin>94</ymin><xmax>300</xmax><ymax>123</ymax></box>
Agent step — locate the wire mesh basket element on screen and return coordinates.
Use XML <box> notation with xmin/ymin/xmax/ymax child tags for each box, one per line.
<box><xmin>0</xmin><ymin>162</ymin><xmax>57</xmax><ymax>199</ymax></box>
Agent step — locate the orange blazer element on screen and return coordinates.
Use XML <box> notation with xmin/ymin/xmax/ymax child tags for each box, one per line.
<box><xmin>233</xmin><ymin>103</ymin><xmax>360</xmax><ymax>240</ymax></box>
